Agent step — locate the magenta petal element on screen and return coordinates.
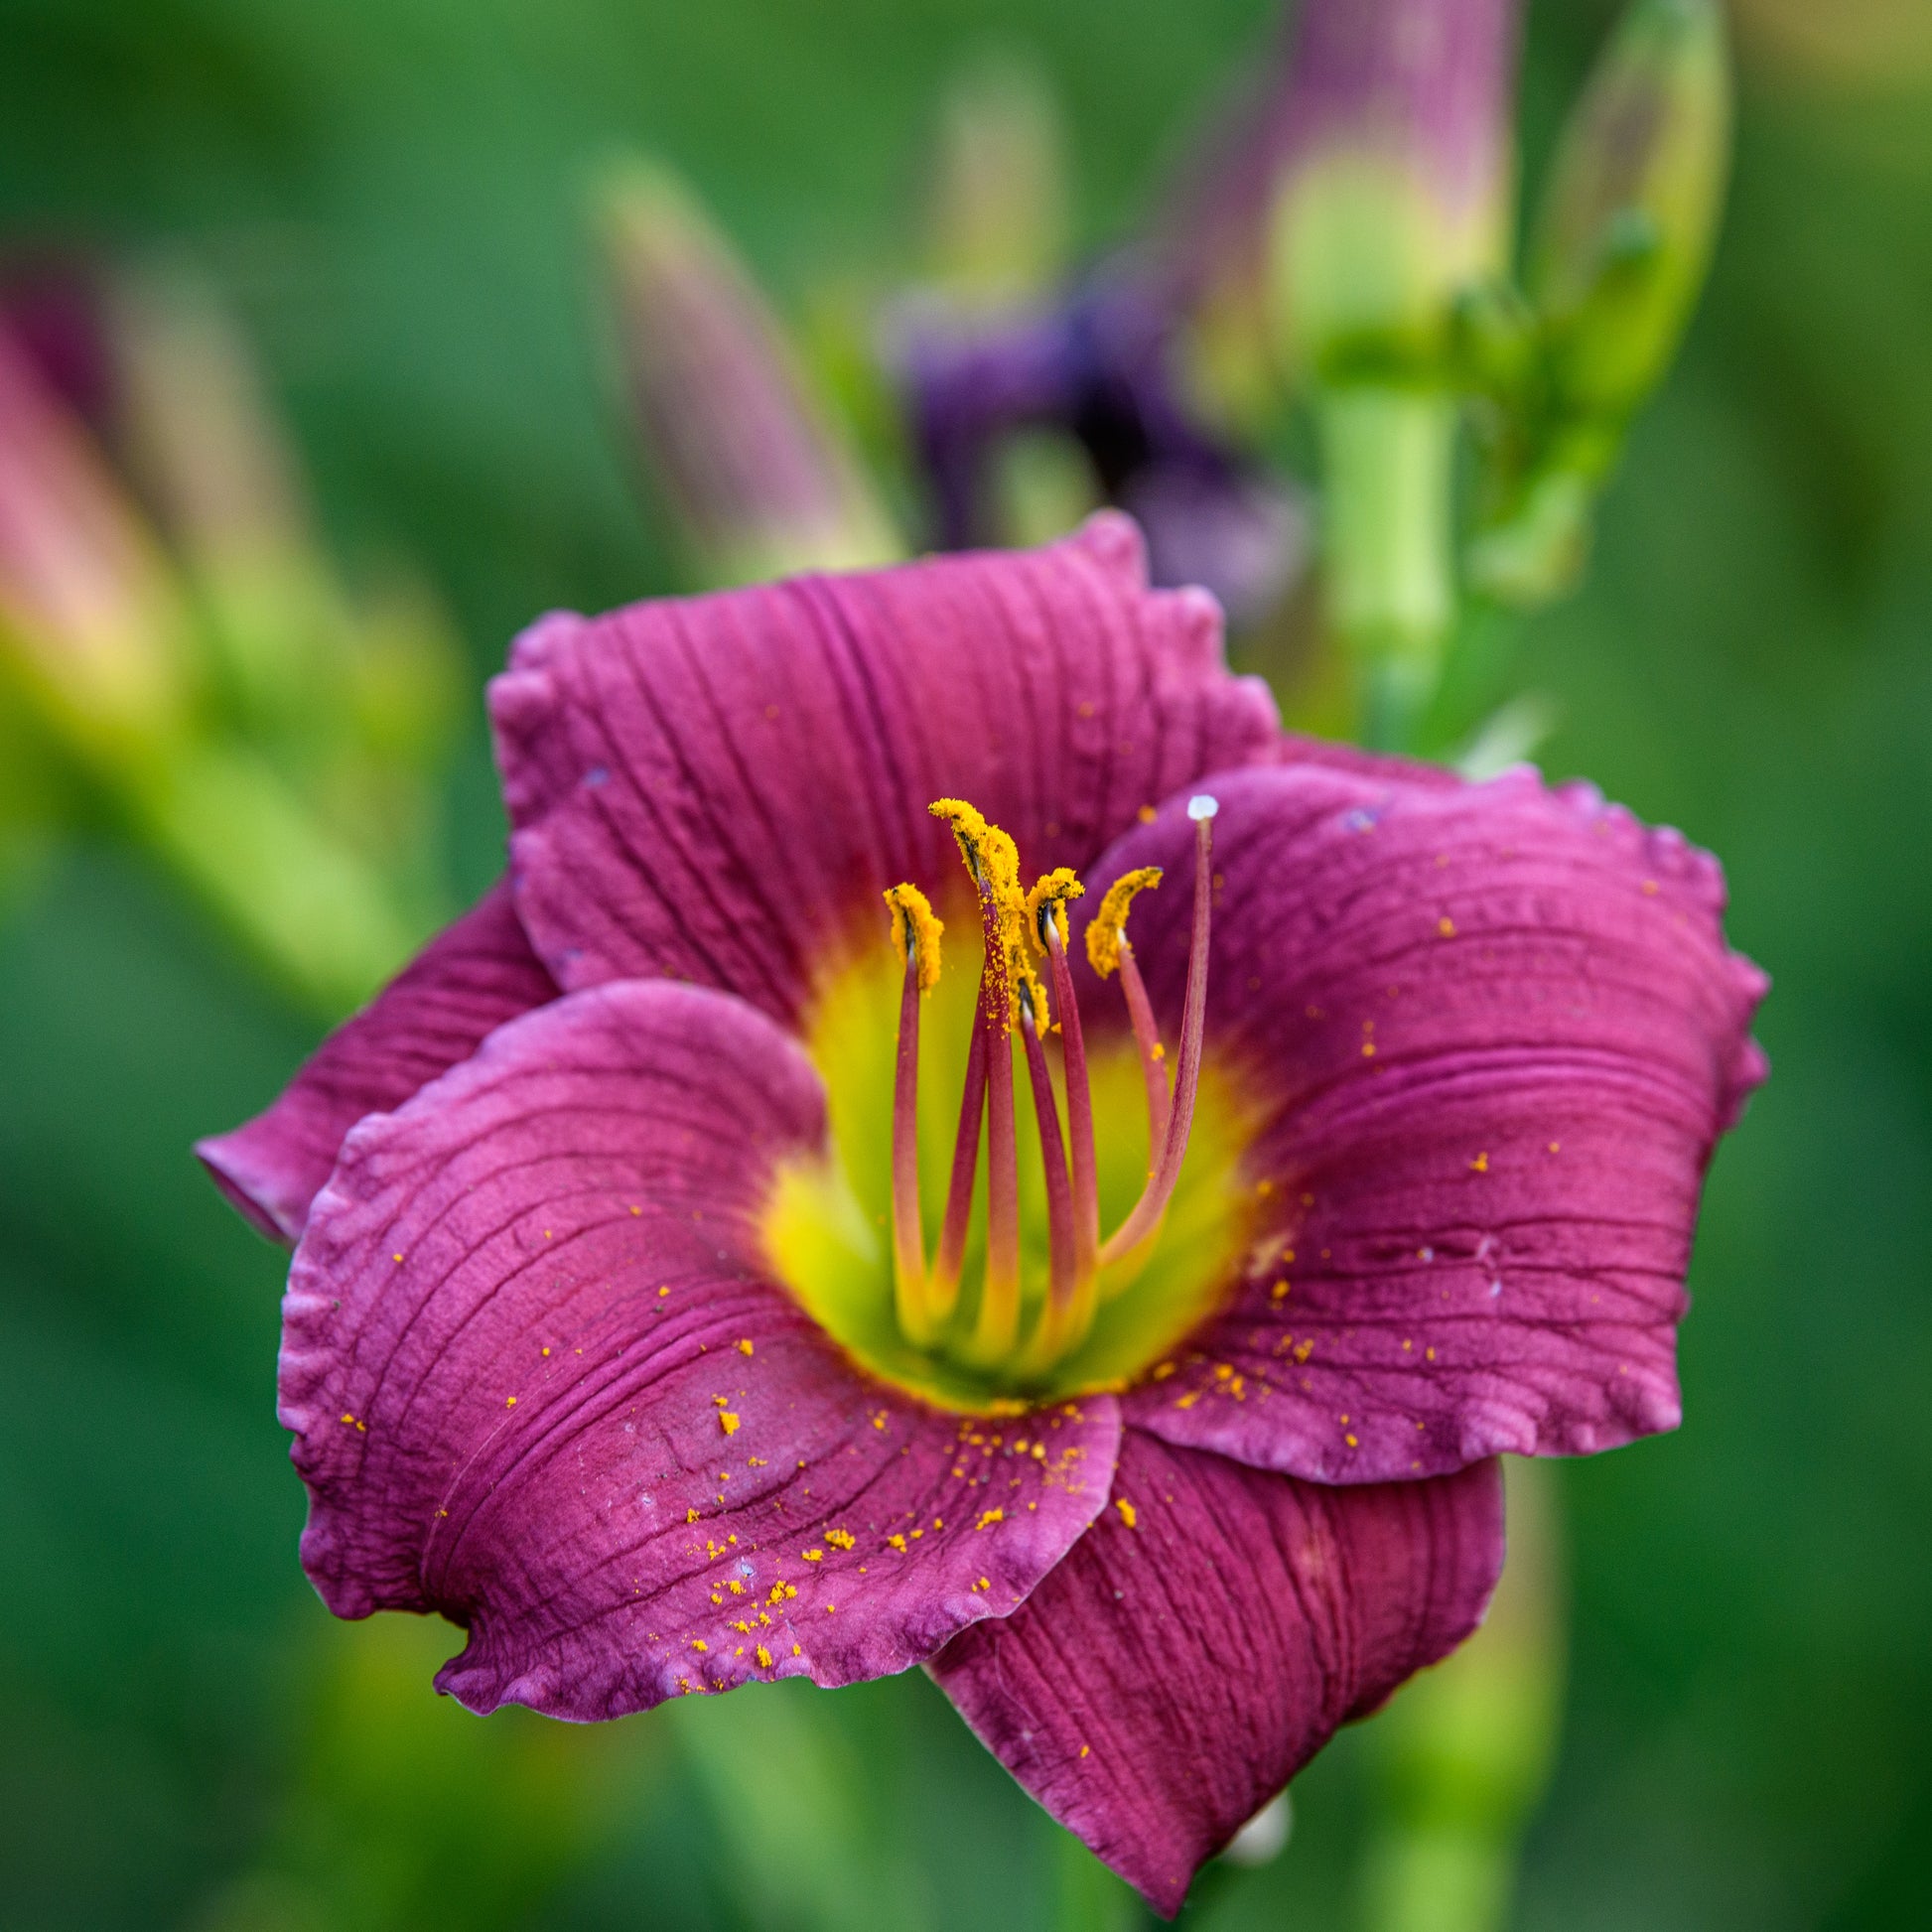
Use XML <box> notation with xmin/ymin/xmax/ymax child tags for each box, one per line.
<box><xmin>490</xmin><ymin>516</ymin><xmax>1278</xmax><ymax>1025</ymax></box>
<box><xmin>1084</xmin><ymin>763</ymin><xmax>1766</xmax><ymax>1481</ymax></box>
<box><xmin>196</xmin><ymin>882</ymin><xmax>557</xmax><ymax>1243</ymax></box>
<box><xmin>930</xmin><ymin>1435</ymin><xmax>1503</xmax><ymax>1916</ymax></box>
<box><xmin>284</xmin><ymin>979</ymin><xmax>1121</xmax><ymax>1720</ymax></box>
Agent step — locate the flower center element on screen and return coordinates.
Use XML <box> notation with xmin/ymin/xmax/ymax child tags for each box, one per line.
<box><xmin>765</xmin><ymin>797</ymin><xmax>1254</xmax><ymax>1411</ymax></box>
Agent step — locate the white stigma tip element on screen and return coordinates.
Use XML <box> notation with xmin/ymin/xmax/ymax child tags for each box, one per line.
<box><xmin>1186</xmin><ymin>794</ymin><xmax>1220</xmax><ymax>821</ymax></box>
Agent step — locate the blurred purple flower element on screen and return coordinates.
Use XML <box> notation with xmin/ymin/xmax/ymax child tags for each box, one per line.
<box><xmin>901</xmin><ymin>281</ymin><xmax>1307</xmax><ymax>625</ymax></box>
<box><xmin>898</xmin><ymin>1</ymin><xmax>1523</xmax><ymax>625</ymax></box>
<box><xmin>201</xmin><ymin>518</ymin><xmax>1763</xmax><ymax>1912</ymax></box>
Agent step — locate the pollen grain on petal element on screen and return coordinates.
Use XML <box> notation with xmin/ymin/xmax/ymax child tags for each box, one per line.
<box><xmin>1085</xmin><ymin>866</ymin><xmax>1163</xmax><ymax>978</ymax></box>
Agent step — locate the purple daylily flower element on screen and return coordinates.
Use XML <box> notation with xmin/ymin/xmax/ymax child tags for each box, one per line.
<box><xmin>900</xmin><ymin>280</ymin><xmax>1306</xmax><ymax>626</ymax></box>
<box><xmin>200</xmin><ymin>515</ymin><xmax>1764</xmax><ymax>1913</ymax></box>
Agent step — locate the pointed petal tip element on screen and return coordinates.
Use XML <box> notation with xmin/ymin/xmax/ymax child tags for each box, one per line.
<box><xmin>932</xmin><ymin>1439</ymin><xmax>1504</xmax><ymax>1915</ymax></box>
<box><xmin>195</xmin><ymin>1132</ymin><xmax>303</xmax><ymax>1245</ymax></box>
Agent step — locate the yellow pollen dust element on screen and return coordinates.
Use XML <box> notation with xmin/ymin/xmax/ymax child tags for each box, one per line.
<box><xmin>883</xmin><ymin>883</ymin><xmax>944</xmax><ymax>994</ymax></box>
<box><xmin>1085</xmin><ymin>867</ymin><xmax>1163</xmax><ymax>978</ymax></box>
<box><xmin>1012</xmin><ymin>950</ymin><xmax>1050</xmax><ymax>1034</ymax></box>
<box><xmin>931</xmin><ymin>797</ymin><xmax>1050</xmax><ymax>1030</ymax></box>
<box><xmin>1025</xmin><ymin>868</ymin><xmax>1085</xmax><ymax>952</ymax></box>
<box><xmin>929</xmin><ymin>798</ymin><xmax>1020</xmax><ymax>899</ymax></box>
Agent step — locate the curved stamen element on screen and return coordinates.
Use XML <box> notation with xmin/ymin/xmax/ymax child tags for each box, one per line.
<box><xmin>1097</xmin><ymin>797</ymin><xmax>1216</xmax><ymax>1268</ymax></box>
<box><xmin>930</xmin><ymin>800</ymin><xmax>1028</xmax><ymax>1365</ymax></box>
<box><xmin>1086</xmin><ymin>865</ymin><xmax>1171</xmax><ymax>1168</ymax></box>
<box><xmin>1016</xmin><ymin>979</ymin><xmax>1098</xmax><ymax>1376</ymax></box>
<box><xmin>1041</xmin><ymin>924</ymin><xmax>1098</xmax><ymax>1277</ymax></box>
<box><xmin>890</xmin><ymin>950</ymin><xmax>929</xmax><ymax>1337</ymax></box>
<box><xmin>1017</xmin><ymin>985</ymin><xmax>1075</xmax><ymax>1311</ymax></box>
<box><xmin>1115</xmin><ymin>940</ymin><xmax>1173</xmax><ymax>1168</ymax></box>
<box><xmin>883</xmin><ymin>884</ymin><xmax>943</xmax><ymax>1342</ymax></box>
<box><xmin>1028</xmin><ymin>870</ymin><xmax>1097</xmax><ymax>1276</ymax></box>
<box><xmin>928</xmin><ymin>1022</ymin><xmax>985</xmax><ymax>1318</ymax></box>
<box><xmin>971</xmin><ymin>911</ymin><xmax>1022</xmax><ymax>1363</ymax></box>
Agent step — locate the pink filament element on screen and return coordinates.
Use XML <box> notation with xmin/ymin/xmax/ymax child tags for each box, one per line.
<box><xmin>1019</xmin><ymin>994</ymin><xmax>1076</xmax><ymax>1311</ymax></box>
<box><xmin>1042</xmin><ymin>924</ymin><xmax>1100</xmax><ymax>1280</ymax></box>
<box><xmin>1097</xmin><ymin>809</ymin><xmax>1214</xmax><ymax>1268</ymax></box>
<box><xmin>969</xmin><ymin>897</ymin><xmax>1022</xmax><ymax>1363</ymax></box>
<box><xmin>1114</xmin><ymin>940</ymin><xmax>1173</xmax><ymax>1170</ymax></box>
<box><xmin>928</xmin><ymin>1022</ymin><xmax>985</xmax><ymax>1318</ymax></box>
<box><xmin>889</xmin><ymin>952</ymin><xmax>931</xmax><ymax>1341</ymax></box>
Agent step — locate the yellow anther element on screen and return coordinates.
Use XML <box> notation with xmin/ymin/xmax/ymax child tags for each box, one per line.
<box><xmin>1085</xmin><ymin>867</ymin><xmax>1164</xmax><ymax>978</ymax></box>
<box><xmin>929</xmin><ymin>798</ymin><xmax>1020</xmax><ymax>899</ymax></box>
<box><xmin>1025</xmin><ymin>868</ymin><xmax>1085</xmax><ymax>953</ymax></box>
<box><xmin>883</xmin><ymin>882</ymin><xmax>944</xmax><ymax>994</ymax></box>
<box><xmin>1013</xmin><ymin>951</ymin><xmax>1050</xmax><ymax>1034</ymax></box>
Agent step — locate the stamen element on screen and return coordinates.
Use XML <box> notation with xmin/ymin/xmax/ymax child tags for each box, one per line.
<box><xmin>1085</xmin><ymin>865</ymin><xmax>1171</xmax><ymax>1163</ymax></box>
<box><xmin>1097</xmin><ymin>797</ymin><xmax>1217</xmax><ymax>1268</ymax></box>
<box><xmin>1012</xmin><ymin>981</ymin><xmax>1089</xmax><ymax>1375</ymax></box>
<box><xmin>930</xmin><ymin>797</ymin><xmax>1020</xmax><ymax>902</ymax></box>
<box><xmin>932</xmin><ymin>799</ymin><xmax>1025</xmax><ymax>1364</ymax></box>
<box><xmin>1029</xmin><ymin>869</ymin><xmax>1098</xmax><ymax>1278</ymax></box>
<box><xmin>1115</xmin><ymin>942</ymin><xmax>1173</xmax><ymax>1166</ymax></box>
<box><xmin>1084</xmin><ymin>865</ymin><xmax>1163</xmax><ymax>979</ymax></box>
<box><xmin>928</xmin><ymin>1023</ymin><xmax>985</xmax><ymax>1312</ymax></box>
<box><xmin>883</xmin><ymin>885</ymin><xmax>941</xmax><ymax>1343</ymax></box>
<box><xmin>1017</xmin><ymin>984</ymin><xmax>1075</xmax><ymax>1309</ymax></box>
<box><xmin>973</xmin><ymin>938</ymin><xmax>1023</xmax><ymax>1363</ymax></box>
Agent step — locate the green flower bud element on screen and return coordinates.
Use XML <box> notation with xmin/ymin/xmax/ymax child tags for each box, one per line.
<box><xmin>597</xmin><ymin>161</ymin><xmax>901</xmax><ymax>588</ymax></box>
<box><xmin>1267</xmin><ymin>0</ymin><xmax>1523</xmax><ymax>380</ymax></box>
<box><xmin>923</xmin><ymin>53</ymin><xmax>1069</xmax><ymax>309</ymax></box>
<box><xmin>1529</xmin><ymin>0</ymin><xmax>1731</xmax><ymax>426</ymax></box>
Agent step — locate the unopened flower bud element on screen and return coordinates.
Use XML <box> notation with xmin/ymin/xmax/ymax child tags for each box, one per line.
<box><xmin>110</xmin><ymin>268</ymin><xmax>349</xmax><ymax>726</ymax></box>
<box><xmin>597</xmin><ymin>161</ymin><xmax>900</xmax><ymax>587</ymax></box>
<box><xmin>1267</xmin><ymin>0</ymin><xmax>1523</xmax><ymax>376</ymax></box>
<box><xmin>1528</xmin><ymin>0</ymin><xmax>1731</xmax><ymax>427</ymax></box>
<box><xmin>924</xmin><ymin>53</ymin><xmax>1068</xmax><ymax>308</ymax></box>
<box><xmin>0</xmin><ymin>328</ymin><xmax>189</xmax><ymax>752</ymax></box>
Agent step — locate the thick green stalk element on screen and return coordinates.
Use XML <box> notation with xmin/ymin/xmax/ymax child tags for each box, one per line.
<box><xmin>1317</xmin><ymin>385</ymin><xmax>1458</xmax><ymax>752</ymax></box>
<box><xmin>1357</xmin><ymin>1457</ymin><xmax>1568</xmax><ymax>1932</ymax></box>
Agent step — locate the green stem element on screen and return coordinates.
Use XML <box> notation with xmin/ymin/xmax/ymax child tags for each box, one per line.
<box><xmin>1317</xmin><ymin>385</ymin><xmax>1458</xmax><ymax>754</ymax></box>
<box><xmin>1357</xmin><ymin>1458</ymin><xmax>1568</xmax><ymax>1932</ymax></box>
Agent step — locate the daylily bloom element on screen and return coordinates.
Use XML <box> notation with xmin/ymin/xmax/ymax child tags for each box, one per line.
<box><xmin>901</xmin><ymin>279</ymin><xmax>1307</xmax><ymax>626</ymax></box>
<box><xmin>200</xmin><ymin>516</ymin><xmax>1764</xmax><ymax>1912</ymax></box>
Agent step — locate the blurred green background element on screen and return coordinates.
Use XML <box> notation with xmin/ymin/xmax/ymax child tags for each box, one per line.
<box><xmin>2</xmin><ymin>0</ymin><xmax>1930</xmax><ymax>1926</ymax></box>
